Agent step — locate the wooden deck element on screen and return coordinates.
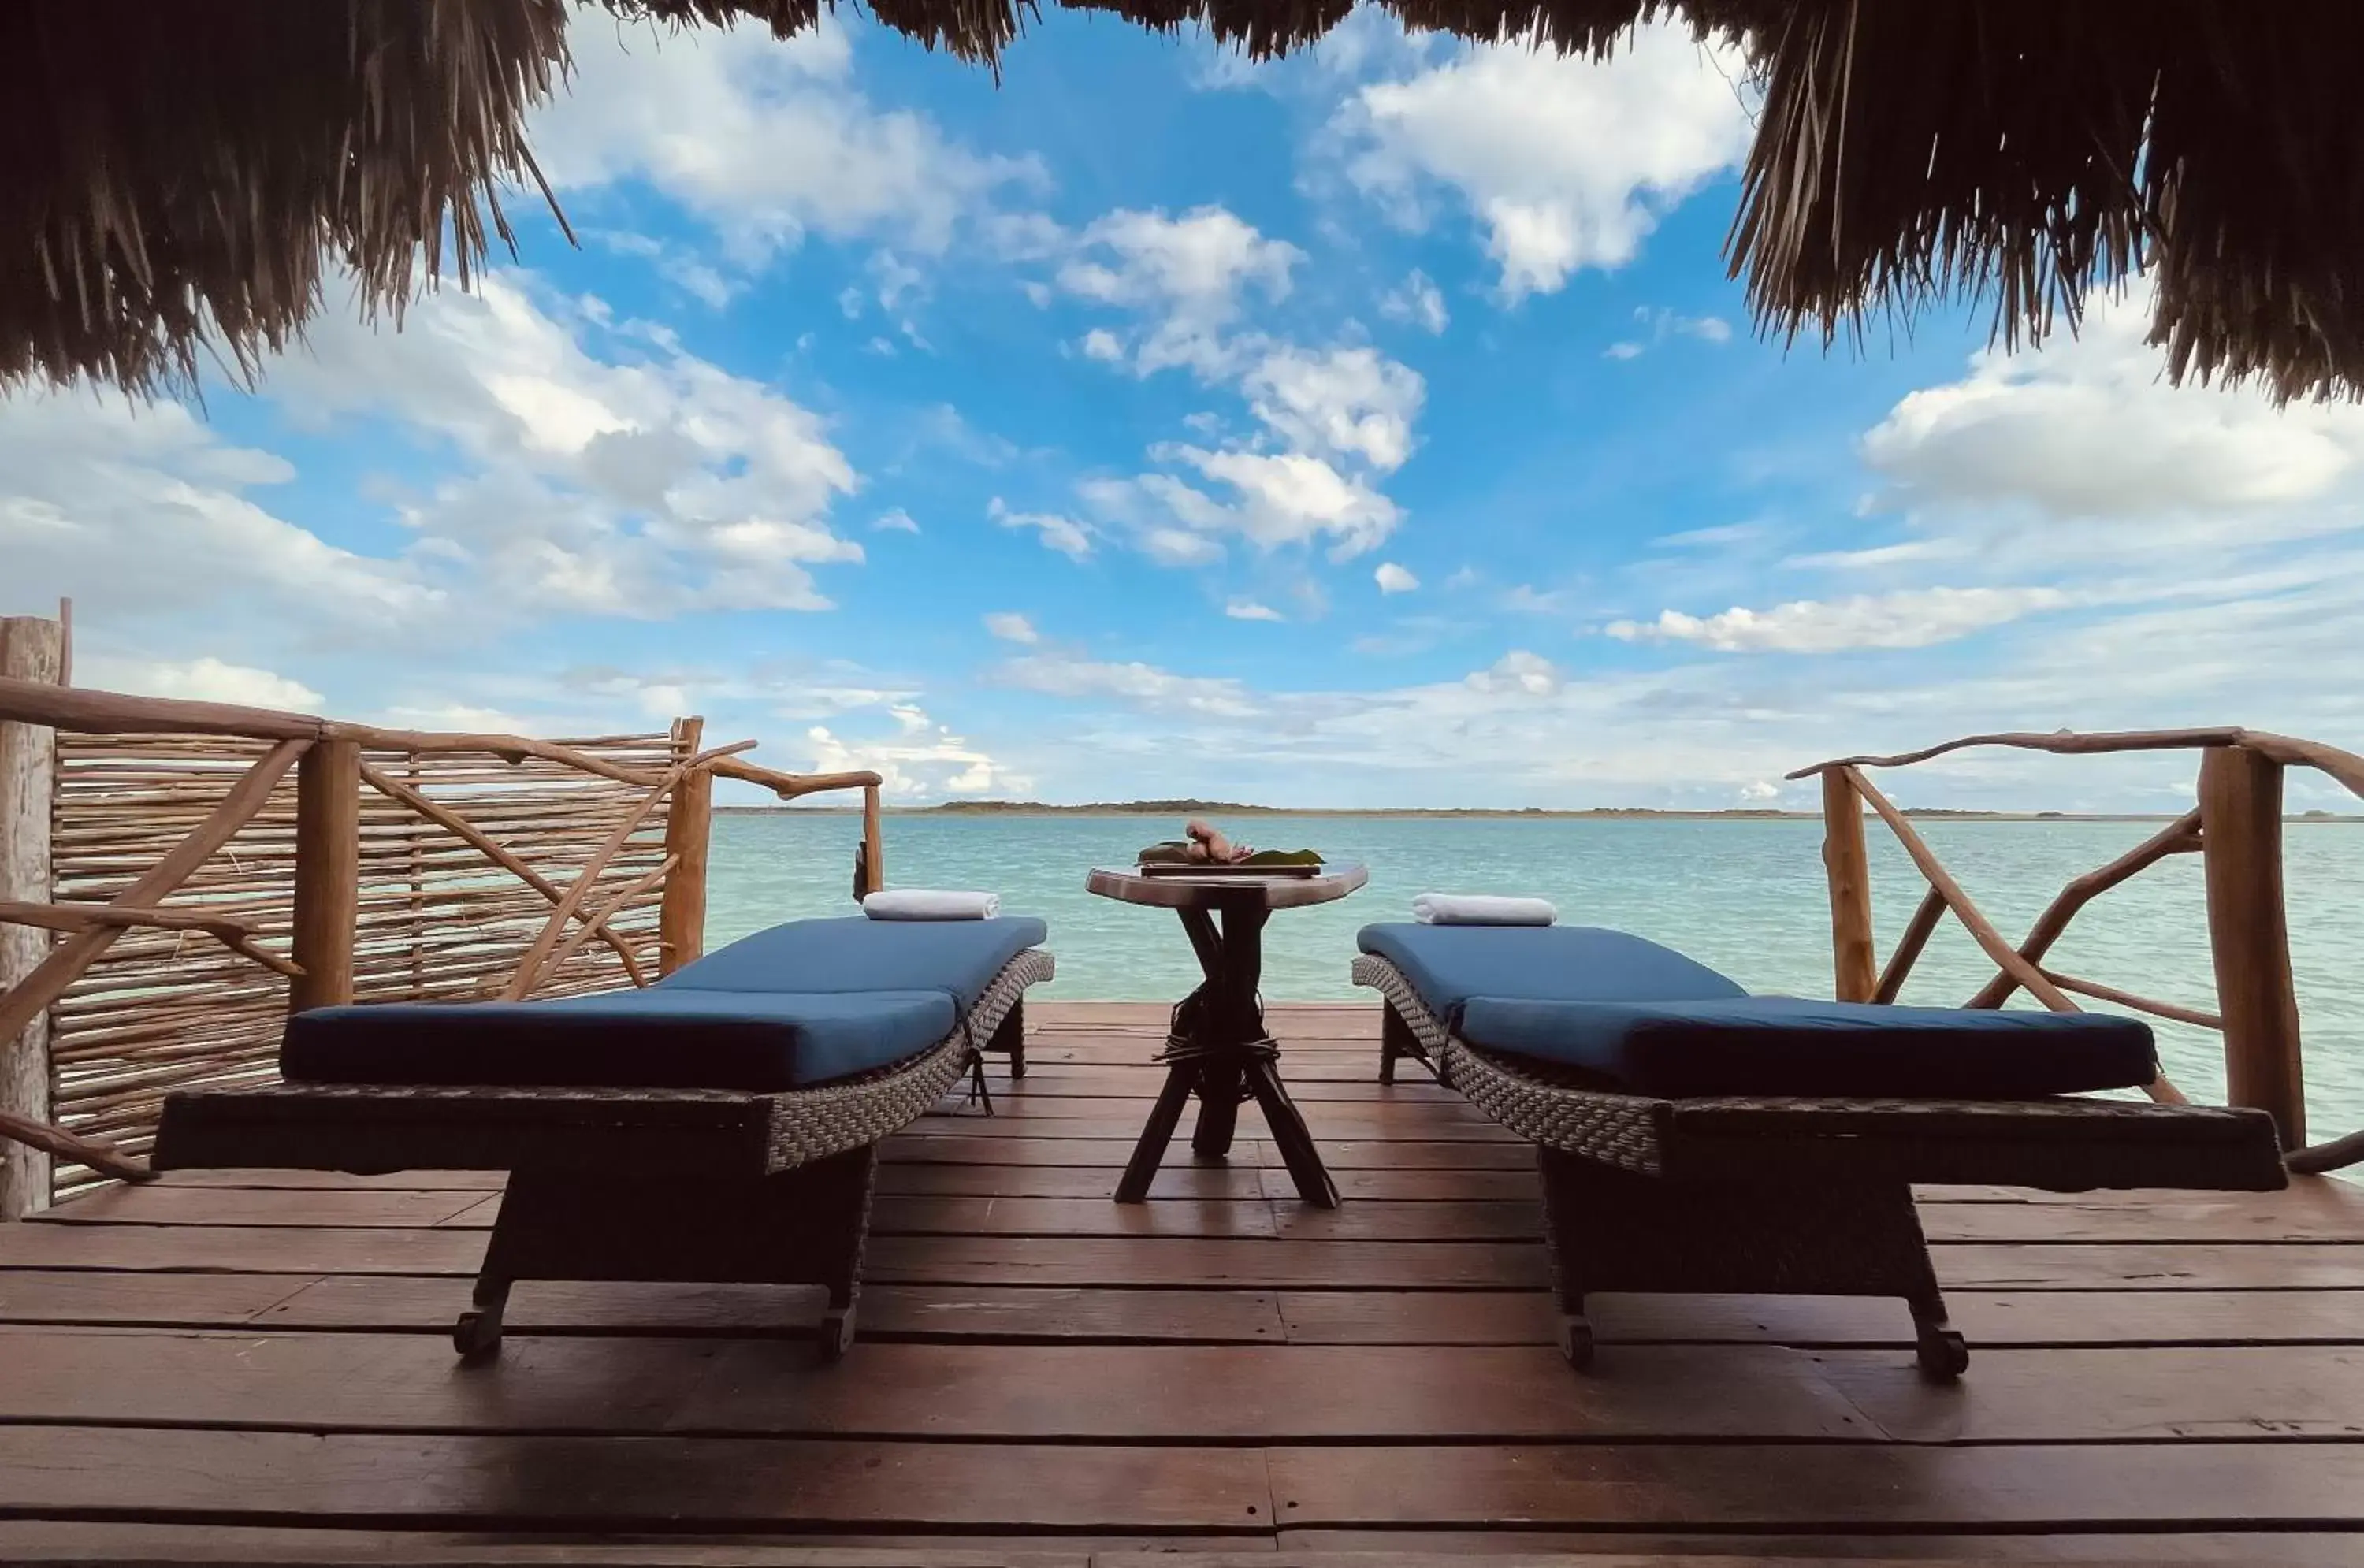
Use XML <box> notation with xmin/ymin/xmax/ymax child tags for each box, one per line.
<box><xmin>2</xmin><ymin>1001</ymin><xmax>2363</xmax><ymax>1566</ymax></box>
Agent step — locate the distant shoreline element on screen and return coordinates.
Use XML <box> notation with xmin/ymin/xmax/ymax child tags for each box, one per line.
<box><xmin>717</xmin><ymin>802</ymin><xmax>2364</xmax><ymax>824</ymax></box>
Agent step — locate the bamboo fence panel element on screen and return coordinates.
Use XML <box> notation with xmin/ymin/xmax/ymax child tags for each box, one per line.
<box><xmin>45</xmin><ymin>730</ymin><xmax>679</xmax><ymax>1196</ymax></box>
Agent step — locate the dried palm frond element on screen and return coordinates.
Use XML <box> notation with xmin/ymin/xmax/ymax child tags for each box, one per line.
<box><xmin>4</xmin><ymin>0</ymin><xmax>2361</xmax><ymax>404</ymax></box>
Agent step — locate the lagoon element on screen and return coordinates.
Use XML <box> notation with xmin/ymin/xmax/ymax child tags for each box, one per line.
<box><xmin>708</xmin><ymin>811</ymin><xmax>2364</xmax><ymax>1141</ymax></box>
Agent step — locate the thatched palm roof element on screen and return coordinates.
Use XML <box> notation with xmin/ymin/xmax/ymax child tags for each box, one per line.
<box><xmin>7</xmin><ymin>1</ymin><xmax>2362</xmax><ymax>402</ymax></box>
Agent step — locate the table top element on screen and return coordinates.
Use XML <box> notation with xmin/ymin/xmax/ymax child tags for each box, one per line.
<box><xmin>1085</xmin><ymin>861</ymin><xmax>1369</xmax><ymax>911</ymax></box>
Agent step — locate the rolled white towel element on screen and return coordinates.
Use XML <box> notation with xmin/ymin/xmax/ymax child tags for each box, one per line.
<box><xmin>1412</xmin><ymin>892</ymin><xmax>1556</xmax><ymax>927</ymax></box>
<box><xmin>862</xmin><ymin>889</ymin><xmax>1002</xmax><ymax>921</ymax></box>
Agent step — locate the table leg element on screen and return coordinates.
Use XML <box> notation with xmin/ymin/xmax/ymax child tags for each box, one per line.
<box><xmin>1117</xmin><ymin>896</ymin><xmax>1340</xmax><ymax>1206</ymax></box>
<box><xmin>1191</xmin><ymin>1058</ymin><xmax>1242</xmax><ymax>1156</ymax></box>
<box><xmin>1248</xmin><ymin>1055</ymin><xmax>1340</xmax><ymax>1208</ymax></box>
<box><xmin>1116</xmin><ymin>1060</ymin><xmax>1199</xmax><ymax>1203</ymax></box>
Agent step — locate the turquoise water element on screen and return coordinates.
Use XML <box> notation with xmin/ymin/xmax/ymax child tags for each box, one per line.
<box><xmin>707</xmin><ymin>812</ymin><xmax>2364</xmax><ymax>1143</ymax></box>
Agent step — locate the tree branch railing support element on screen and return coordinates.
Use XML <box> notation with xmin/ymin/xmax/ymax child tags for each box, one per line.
<box><xmin>1800</xmin><ymin>727</ymin><xmax>2364</xmax><ymax>1168</ymax></box>
<box><xmin>0</xmin><ymin>676</ymin><xmax>886</xmax><ymax>1202</ymax></box>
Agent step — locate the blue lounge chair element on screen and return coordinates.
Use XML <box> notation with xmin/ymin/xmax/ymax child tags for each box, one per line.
<box><xmin>1352</xmin><ymin>923</ymin><xmax>2285</xmax><ymax>1380</ymax></box>
<box><xmin>154</xmin><ymin>916</ymin><xmax>1053</xmax><ymax>1360</ymax></box>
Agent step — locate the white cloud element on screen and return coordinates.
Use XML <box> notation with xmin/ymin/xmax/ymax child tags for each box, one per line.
<box><xmin>1606</xmin><ymin>306</ymin><xmax>1733</xmax><ymax>359</ymax></box>
<box><xmin>1378</xmin><ymin>269</ymin><xmax>1450</xmax><ymax>334</ymax></box>
<box><xmin>1331</xmin><ymin>25</ymin><xmax>1752</xmax><ymax>299</ymax></box>
<box><xmin>1606</xmin><ymin>587</ymin><xmax>2074</xmax><ymax>653</ymax></box>
<box><xmin>1051</xmin><ymin>206</ymin><xmax>1424</xmax><ymax>571</ymax></box>
<box><xmin>1862</xmin><ymin>289</ymin><xmax>2364</xmax><ymax>520</ymax></box>
<box><xmin>88</xmin><ymin>656</ymin><xmax>326</xmax><ymax>712</ymax></box>
<box><xmin>872</xmin><ymin>507</ymin><xmax>921</xmax><ymax>533</ymax></box>
<box><xmin>993</xmin><ymin>652</ymin><xmax>1260</xmax><ymax>717</ymax></box>
<box><xmin>1242</xmin><ymin>345</ymin><xmax>1424</xmax><ymax>473</ymax></box>
<box><xmin>771</xmin><ymin>684</ymin><xmax>920</xmax><ymax>720</ymax></box>
<box><xmin>1738</xmin><ymin>779</ymin><xmax>1782</xmax><ymax>802</ymax></box>
<box><xmin>1158</xmin><ymin>447</ymin><xmax>1401</xmax><ymax>558</ymax></box>
<box><xmin>1139</xmin><ymin>524</ymin><xmax>1226</xmax><ymax>567</ymax></box>
<box><xmin>0</xmin><ymin>390</ymin><xmax>440</xmax><ymax>637</ymax></box>
<box><xmin>530</xmin><ymin>20</ymin><xmax>1039</xmax><ymax>269</ymax></box>
<box><xmin>262</xmin><ymin>275</ymin><xmax>865</xmax><ymax>618</ymax></box>
<box><xmin>805</xmin><ymin>718</ymin><xmax>1017</xmax><ymax>800</ymax></box>
<box><xmin>983</xmin><ymin>611</ymin><xmax>1040</xmax><ymax>644</ymax></box>
<box><xmin>595</xmin><ymin>232</ymin><xmax>742</xmax><ymax>308</ymax></box>
<box><xmin>1226</xmin><ymin>599</ymin><xmax>1285</xmax><ymax>621</ymax></box>
<box><xmin>1056</xmin><ymin>206</ymin><xmax>1302</xmax><ymax>377</ymax></box>
<box><xmin>1463</xmin><ymin>649</ymin><xmax>1561</xmax><ymax>696</ymax></box>
<box><xmin>987</xmin><ymin>496</ymin><xmax>1095</xmax><ymax>560</ymax></box>
<box><xmin>1374</xmin><ymin>561</ymin><xmax>1419</xmax><ymax>594</ymax></box>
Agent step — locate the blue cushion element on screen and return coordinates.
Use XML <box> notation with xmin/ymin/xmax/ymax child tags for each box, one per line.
<box><xmin>280</xmin><ymin>913</ymin><xmax>1046</xmax><ymax>1091</ymax></box>
<box><xmin>659</xmin><ymin>916</ymin><xmax>1048</xmax><ymax>1012</ymax></box>
<box><xmin>1359</xmin><ymin>923</ymin><xmax>1746</xmax><ymax>1024</ymax></box>
<box><xmin>1455</xmin><ymin>994</ymin><xmax>2158</xmax><ymax>1099</ymax></box>
<box><xmin>282</xmin><ymin>988</ymin><xmax>958</xmax><ymax>1091</ymax></box>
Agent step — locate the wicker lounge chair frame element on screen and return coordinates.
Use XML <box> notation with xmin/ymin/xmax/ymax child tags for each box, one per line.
<box><xmin>1351</xmin><ymin>953</ymin><xmax>2286</xmax><ymax>1380</ymax></box>
<box><xmin>154</xmin><ymin>949</ymin><xmax>1053</xmax><ymax>1362</ymax></box>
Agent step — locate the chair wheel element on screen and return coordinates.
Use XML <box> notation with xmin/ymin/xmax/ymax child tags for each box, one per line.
<box><xmin>452</xmin><ymin>1309</ymin><xmax>503</xmax><ymax>1359</ymax></box>
<box><xmin>1916</xmin><ymin>1327</ymin><xmax>1968</xmax><ymax>1381</ymax></box>
<box><xmin>817</xmin><ymin>1308</ymin><xmax>856</xmax><ymax>1362</ymax></box>
<box><xmin>1558</xmin><ymin>1315</ymin><xmax>1595</xmax><ymax>1369</ymax></box>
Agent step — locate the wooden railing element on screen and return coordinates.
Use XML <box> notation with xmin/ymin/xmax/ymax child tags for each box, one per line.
<box><xmin>0</xmin><ymin>664</ymin><xmax>885</xmax><ymax>1213</ymax></box>
<box><xmin>1792</xmin><ymin>728</ymin><xmax>2364</xmax><ymax>1175</ymax></box>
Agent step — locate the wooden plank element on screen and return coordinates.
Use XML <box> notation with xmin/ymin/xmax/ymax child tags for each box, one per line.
<box><xmin>884</xmin><ymin>1137</ymin><xmax>1263</xmax><ymax>1168</ymax></box>
<box><xmin>153</xmin><ymin>1169</ymin><xmax>505</xmax><ymax>1192</ymax></box>
<box><xmin>864</xmin><ymin>1236</ymin><xmax>1550</xmax><ymax>1290</ymax></box>
<box><xmin>14</xmin><ymin>1264</ymin><xmax>2356</xmax><ymax>1351</ymax></box>
<box><xmin>905</xmin><ymin>1109</ymin><xmax>1517</xmax><ymax>1143</ymax></box>
<box><xmin>30</xmin><ymin>1184</ymin><xmax>496</xmax><ymax>1229</ymax></box>
<box><xmin>871</xmin><ymin>1197</ymin><xmax>1282</xmax><ymax>1239</ymax></box>
<box><xmin>1266</xmin><ymin>1202</ymin><xmax>1539</xmax><ymax>1242</ymax></box>
<box><xmin>983</xmin><ymin>1070</ymin><xmax>1454</xmax><ymax>1102</ymax></box>
<box><xmin>0</xmin><ymin>1223</ymin><xmax>486</xmax><ymax>1274</ymax></box>
<box><xmin>0</xmin><ymin>1425</ymin><xmax>1271</xmax><ymax>1531</ymax></box>
<box><xmin>1816</xmin><ymin>1343</ymin><xmax>2364</xmax><ymax>1441</ymax></box>
<box><xmin>15</xmin><ymin>1221</ymin><xmax>2362</xmax><ymax>1293</ymax></box>
<box><xmin>950</xmin><ymin>1095</ymin><xmax>1507</xmax><ymax>1132</ymax></box>
<box><xmin>0</xmin><ymin>1332</ymin><xmax>1877</xmax><ymax>1440</ymax></box>
<box><xmin>1277</xmin><ymin>1288</ymin><xmax>2364</xmax><ymax>1349</ymax></box>
<box><xmin>1271</xmin><ymin>1530</ymin><xmax>2364</xmax><ymax>1563</ymax></box>
<box><xmin>675</xmin><ymin>1341</ymin><xmax>1876</xmax><ymax>1441</ymax></box>
<box><xmin>1266</xmin><ymin>1440</ymin><xmax>2364</xmax><ymax>1527</ymax></box>
<box><xmin>1919</xmin><ymin>1196</ymin><xmax>2364</xmax><ymax>1244</ymax></box>
<box><xmin>0</xmin><ymin>1271</ymin><xmax>1286</xmax><ymax>1341</ymax></box>
<box><xmin>0</xmin><ymin>1269</ymin><xmax>321</xmax><ymax>1327</ymax></box>
<box><xmin>0</xmin><ymin>1522</ymin><xmax>1225</xmax><ymax>1564</ymax></box>
<box><xmin>884</xmin><ymin>1137</ymin><xmax>1535</xmax><ymax>1171</ymax></box>
<box><xmin>1928</xmin><ymin>1242</ymin><xmax>2364</xmax><ymax>1290</ymax></box>
<box><xmin>876</xmin><ymin>1165</ymin><xmax>1269</xmax><ymax>1200</ymax></box>
<box><xmin>1266</xmin><ymin>1169</ymin><xmax>1539</xmax><ymax>1202</ymax></box>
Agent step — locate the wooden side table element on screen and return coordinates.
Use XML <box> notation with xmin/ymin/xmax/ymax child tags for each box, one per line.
<box><xmin>1085</xmin><ymin>862</ymin><xmax>1369</xmax><ymax>1207</ymax></box>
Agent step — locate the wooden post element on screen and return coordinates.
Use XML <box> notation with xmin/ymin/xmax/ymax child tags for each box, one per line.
<box><xmin>861</xmin><ymin>784</ymin><xmax>886</xmax><ymax>898</ymax></box>
<box><xmin>1820</xmin><ymin>769</ymin><xmax>1877</xmax><ymax>1003</ymax></box>
<box><xmin>1</xmin><ymin>615</ymin><xmax>63</xmax><ymax>1217</ymax></box>
<box><xmin>288</xmin><ymin>738</ymin><xmax>361</xmax><ymax>1014</ymax></box>
<box><xmin>657</xmin><ymin>717</ymin><xmax>711</xmax><ymax>977</ymax></box>
<box><xmin>2199</xmin><ymin>745</ymin><xmax>2304</xmax><ymax>1148</ymax></box>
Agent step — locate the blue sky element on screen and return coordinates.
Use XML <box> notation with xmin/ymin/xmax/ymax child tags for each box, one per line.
<box><xmin>6</xmin><ymin>13</ymin><xmax>2361</xmax><ymax>811</ymax></box>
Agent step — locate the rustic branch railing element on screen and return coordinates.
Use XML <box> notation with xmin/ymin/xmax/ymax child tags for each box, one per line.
<box><xmin>1790</xmin><ymin>729</ymin><xmax>2364</xmax><ymax>1172</ymax></box>
<box><xmin>0</xmin><ymin>671</ymin><xmax>886</xmax><ymax>1212</ymax></box>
